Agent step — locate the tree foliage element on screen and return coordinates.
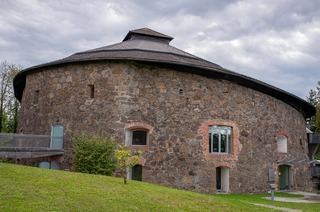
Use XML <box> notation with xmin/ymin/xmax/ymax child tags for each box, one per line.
<box><xmin>307</xmin><ymin>82</ymin><xmax>320</xmax><ymax>107</ymax></box>
<box><xmin>307</xmin><ymin>81</ymin><xmax>320</xmax><ymax>160</ymax></box>
<box><xmin>72</xmin><ymin>133</ymin><xmax>117</xmax><ymax>176</ymax></box>
<box><xmin>315</xmin><ymin>104</ymin><xmax>320</xmax><ymax>133</ymax></box>
<box><xmin>115</xmin><ymin>145</ymin><xmax>143</xmax><ymax>184</ymax></box>
<box><xmin>0</xmin><ymin>61</ymin><xmax>21</xmax><ymax>133</ymax></box>
<box><xmin>307</xmin><ymin>81</ymin><xmax>320</xmax><ymax>132</ymax></box>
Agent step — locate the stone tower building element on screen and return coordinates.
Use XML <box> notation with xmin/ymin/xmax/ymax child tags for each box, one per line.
<box><xmin>13</xmin><ymin>28</ymin><xmax>315</xmax><ymax>193</ymax></box>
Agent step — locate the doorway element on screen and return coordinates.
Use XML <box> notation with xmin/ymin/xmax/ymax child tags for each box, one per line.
<box><xmin>132</xmin><ymin>165</ymin><xmax>142</xmax><ymax>181</ymax></box>
<box><xmin>278</xmin><ymin>165</ymin><xmax>290</xmax><ymax>190</ymax></box>
<box><xmin>216</xmin><ymin>167</ymin><xmax>221</xmax><ymax>190</ymax></box>
<box><xmin>51</xmin><ymin>124</ymin><xmax>64</xmax><ymax>149</ymax></box>
<box><xmin>216</xmin><ymin>166</ymin><xmax>230</xmax><ymax>192</ymax></box>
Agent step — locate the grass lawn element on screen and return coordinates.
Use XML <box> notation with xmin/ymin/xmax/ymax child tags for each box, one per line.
<box><xmin>0</xmin><ymin>163</ymin><xmax>319</xmax><ymax>211</ymax></box>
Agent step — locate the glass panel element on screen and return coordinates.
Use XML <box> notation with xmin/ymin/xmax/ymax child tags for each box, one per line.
<box><xmin>50</xmin><ymin>161</ymin><xmax>61</xmax><ymax>170</ymax></box>
<box><xmin>211</xmin><ymin>127</ymin><xmax>219</xmax><ymax>153</ymax></box>
<box><xmin>39</xmin><ymin>162</ymin><xmax>50</xmax><ymax>169</ymax></box>
<box><xmin>220</xmin><ymin>134</ymin><xmax>226</xmax><ymax>153</ymax></box>
<box><xmin>228</xmin><ymin>132</ymin><xmax>232</xmax><ymax>154</ymax></box>
<box><xmin>132</xmin><ymin>130</ymin><xmax>147</xmax><ymax>145</ymax></box>
<box><xmin>51</xmin><ymin>124</ymin><xmax>64</xmax><ymax>149</ymax></box>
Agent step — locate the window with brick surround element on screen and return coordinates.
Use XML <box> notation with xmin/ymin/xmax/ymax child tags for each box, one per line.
<box><xmin>126</xmin><ymin>128</ymin><xmax>148</xmax><ymax>146</ymax></box>
<box><xmin>209</xmin><ymin>125</ymin><xmax>232</xmax><ymax>154</ymax></box>
<box><xmin>125</xmin><ymin>123</ymin><xmax>153</xmax><ymax>150</ymax></box>
<box><xmin>277</xmin><ymin>135</ymin><xmax>287</xmax><ymax>153</ymax></box>
<box><xmin>199</xmin><ymin>120</ymin><xmax>240</xmax><ymax>161</ymax></box>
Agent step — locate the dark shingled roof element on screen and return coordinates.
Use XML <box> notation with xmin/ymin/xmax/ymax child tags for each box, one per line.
<box><xmin>123</xmin><ymin>28</ymin><xmax>174</xmax><ymax>42</ymax></box>
<box><xmin>13</xmin><ymin>28</ymin><xmax>315</xmax><ymax>118</ymax></box>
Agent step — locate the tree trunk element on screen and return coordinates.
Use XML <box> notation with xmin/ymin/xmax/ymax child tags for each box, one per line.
<box><xmin>123</xmin><ymin>169</ymin><xmax>127</xmax><ymax>184</ymax></box>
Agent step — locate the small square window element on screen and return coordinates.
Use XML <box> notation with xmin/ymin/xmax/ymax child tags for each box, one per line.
<box><xmin>34</xmin><ymin>90</ymin><xmax>39</xmax><ymax>104</ymax></box>
<box><xmin>178</xmin><ymin>88</ymin><xmax>184</xmax><ymax>96</ymax></box>
<box><xmin>88</xmin><ymin>84</ymin><xmax>94</xmax><ymax>98</ymax></box>
<box><xmin>132</xmin><ymin>130</ymin><xmax>147</xmax><ymax>145</ymax></box>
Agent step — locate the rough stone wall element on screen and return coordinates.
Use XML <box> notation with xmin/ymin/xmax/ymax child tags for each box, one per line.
<box><xmin>18</xmin><ymin>61</ymin><xmax>313</xmax><ymax>193</ymax></box>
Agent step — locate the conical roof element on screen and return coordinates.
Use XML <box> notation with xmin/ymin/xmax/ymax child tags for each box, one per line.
<box><xmin>13</xmin><ymin>28</ymin><xmax>315</xmax><ymax>118</ymax></box>
<box><xmin>26</xmin><ymin>28</ymin><xmax>225</xmax><ymax>71</ymax></box>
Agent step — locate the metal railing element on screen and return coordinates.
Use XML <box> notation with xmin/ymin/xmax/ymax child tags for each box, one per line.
<box><xmin>0</xmin><ymin>133</ymin><xmax>64</xmax><ymax>158</ymax></box>
<box><xmin>0</xmin><ymin>133</ymin><xmax>51</xmax><ymax>150</ymax></box>
<box><xmin>311</xmin><ymin>166</ymin><xmax>320</xmax><ymax>177</ymax></box>
<box><xmin>308</xmin><ymin>133</ymin><xmax>320</xmax><ymax>144</ymax></box>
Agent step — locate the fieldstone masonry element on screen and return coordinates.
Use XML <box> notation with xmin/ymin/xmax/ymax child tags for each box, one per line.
<box><xmin>18</xmin><ymin>61</ymin><xmax>313</xmax><ymax>193</ymax></box>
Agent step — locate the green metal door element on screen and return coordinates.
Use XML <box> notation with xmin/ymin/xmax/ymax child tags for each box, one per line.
<box><xmin>51</xmin><ymin>124</ymin><xmax>64</xmax><ymax>149</ymax></box>
<box><xmin>132</xmin><ymin>165</ymin><xmax>142</xmax><ymax>181</ymax></box>
<box><xmin>279</xmin><ymin>165</ymin><xmax>290</xmax><ymax>190</ymax></box>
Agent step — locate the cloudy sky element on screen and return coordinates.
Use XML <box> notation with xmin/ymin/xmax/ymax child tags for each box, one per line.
<box><xmin>1</xmin><ymin>0</ymin><xmax>319</xmax><ymax>99</ymax></box>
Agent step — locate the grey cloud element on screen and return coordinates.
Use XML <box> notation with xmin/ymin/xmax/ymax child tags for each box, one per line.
<box><xmin>0</xmin><ymin>0</ymin><xmax>319</xmax><ymax>99</ymax></box>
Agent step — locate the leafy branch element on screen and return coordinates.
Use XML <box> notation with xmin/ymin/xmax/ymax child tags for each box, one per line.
<box><xmin>115</xmin><ymin>145</ymin><xmax>143</xmax><ymax>184</ymax></box>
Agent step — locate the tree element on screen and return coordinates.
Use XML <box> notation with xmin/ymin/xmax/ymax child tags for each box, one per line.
<box><xmin>0</xmin><ymin>61</ymin><xmax>21</xmax><ymax>133</ymax></box>
<box><xmin>307</xmin><ymin>82</ymin><xmax>320</xmax><ymax>161</ymax></box>
<box><xmin>115</xmin><ymin>145</ymin><xmax>143</xmax><ymax>184</ymax></box>
<box><xmin>315</xmin><ymin>104</ymin><xmax>320</xmax><ymax>133</ymax></box>
<box><xmin>307</xmin><ymin>81</ymin><xmax>320</xmax><ymax>132</ymax></box>
<box><xmin>307</xmin><ymin>84</ymin><xmax>320</xmax><ymax>107</ymax></box>
<box><xmin>72</xmin><ymin>133</ymin><xmax>117</xmax><ymax>176</ymax></box>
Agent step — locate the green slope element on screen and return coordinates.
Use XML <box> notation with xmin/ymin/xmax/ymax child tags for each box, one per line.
<box><xmin>0</xmin><ymin>163</ymin><xmax>318</xmax><ymax>211</ymax></box>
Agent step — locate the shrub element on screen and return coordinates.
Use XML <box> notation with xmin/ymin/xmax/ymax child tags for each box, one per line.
<box><xmin>72</xmin><ymin>133</ymin><xmax>116</xmax><ymax>176</ymax></box>
<box><xmin>0</xmin><ymin>158</ymin><xmax>11</xmax><ymax>163</ymax></box>
<box><xmin>115</xmin><ymin>145</ymin><xmax>143</xmax><ymax>184</ymax></box>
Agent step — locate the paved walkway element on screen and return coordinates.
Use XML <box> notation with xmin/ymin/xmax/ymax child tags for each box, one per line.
<box><xmin>263</xmin><ymin>196</ymin><xmax>318</xmax><ymax>203</ymax></box>
<box><xmin>251</xmin><ymin>203</ymin><xmax>302</xmax><ymax>212</ymax></box>
<box><xmin>250</xmin><ymin>191</ymin><xmax>320</xmax><ymax>212</ymax></box>
<box><xmin>288</xmin><ymin>191</ymin><xmax>320</xmax><ymax>202</ymax></box>
<box><xmin>262</xmin><ymin>191</ymin><xmax>320</xmax><ymax>203</ymax></box>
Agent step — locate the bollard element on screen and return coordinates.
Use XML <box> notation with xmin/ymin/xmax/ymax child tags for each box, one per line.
<box><xmin>270</xmin><ymin>183</ymin><xmax>275</xmax><ymax>205</ymax></box>
<box><xmin>268</xmin><ymin>168</ymin><xmax>276</xmax><ymax>205</ymax></box>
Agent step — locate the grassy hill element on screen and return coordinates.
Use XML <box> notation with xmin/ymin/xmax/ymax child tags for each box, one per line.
<box><xmin>0</xmin><ymin>163</ymin><xmax>318</xmax><ymax>211</ymax></box>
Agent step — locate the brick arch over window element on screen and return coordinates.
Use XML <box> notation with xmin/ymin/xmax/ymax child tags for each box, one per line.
<box><xmin>125</xmin><ymin>122</ymin><xmax>154</xmax><ymax>132</ymax></box>
<box><xmin>213</xmin><ymin>161</ymin><xmax>232</xmax><ymax>168</ymax></box>
<box><xmin>198</xmin><ymin>120</ymin><xmax>241</xmax><ymax>161</ymax></box>
<box><xmin>274</xmin><ymin>129</ymin><xmax>290</xmax><ymax>139</ymax></box>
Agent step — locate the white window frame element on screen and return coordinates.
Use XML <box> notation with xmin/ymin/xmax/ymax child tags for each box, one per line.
<box><xmin>125</xmin><ymin>128</ymin><xmax>149</xmax><ymax>146</ymax></box>
<box><xmin>209</xmin><ymin>125</ymin><xmax>232</xmax><ymax>154</ymax></box>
